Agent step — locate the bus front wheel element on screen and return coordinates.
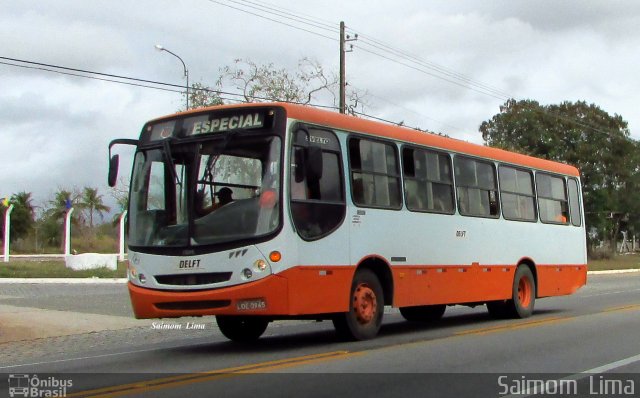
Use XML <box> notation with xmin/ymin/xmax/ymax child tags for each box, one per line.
<box><xmin>332</xmin><ymin>269</ymin><xmax>384</xmax><ymax>340</ymax></box>
<box><xmin>216</xmin><ymin>315</ymin><xmax>269</xmax><ymax>342</ymax></box>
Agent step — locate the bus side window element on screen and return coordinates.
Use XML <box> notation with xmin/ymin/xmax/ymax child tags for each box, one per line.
<box><xmin>402</xmin><ymin>147</ymin><xmax>454</xmax><ymax>214</ymax></box>
<box><xmin>568</xmin><ymin>178</ymin><xmax>582</xmax><ymax>227</ymax></box>
<box><xmin>499</xmin><ymin>166</ymin><xmax>536</xmax><ymax>222</ymax></box>
<box><xmin>349</xmin><ymin>137</ymin><xmax>402</xmax><ymax>209</ymax></box>
<box><xmin>536</xmin><ymin>173</ymin><xmax>569</xmax><ymax>224</ymax></box>
<box><xmin>454</xmin><ymin>156</ymin><xmax>499</xmax><ymax>218</ymax></box>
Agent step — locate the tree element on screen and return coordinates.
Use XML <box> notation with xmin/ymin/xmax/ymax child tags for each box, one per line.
<box><xmin>0</xmin><ymin>192</ymin><xmax>35</xmax><ymax>242</ymax></box>
<box><xmin>79</xmin><ymin>187</ymin><xmax>110</xmax><ymax>228</ymax></box>
<box><xmin>187</xmin><ymin>81</ymin><xmax>224</xmax><ymax>110</ymax></box>
<box><xmin>218</xmin><ymin>57</ymin><xmax>337</xmax><ymax>105</ymax></box>
<box><xmin>480</xmin><ymin>99</ymin><xmax>640</xmax><ymax>252</ymax></box>
<box><xmin>187</xmin><ymin>58</ymin><xmax>367</xmax><ymax>114</ymax></box>
<box><xmin>40</xmin><ymin>188</ymin><xmax>81</xmax><ymax>249</ymax></box>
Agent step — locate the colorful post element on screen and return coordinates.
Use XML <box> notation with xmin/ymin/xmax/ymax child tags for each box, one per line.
<box><xmin>3</xmin><ymin>203</ymin><xmax>14</xmax><ymax>262</ymax></box>
<box><xmin>118</xmin><ymin>210</ymin><xmax>127</xmax><ymax>261</ymax></box>
<box><xmin>64</xmin><ymin>207</ymin><xmax>74</xmax><ymax>256</ymax></box>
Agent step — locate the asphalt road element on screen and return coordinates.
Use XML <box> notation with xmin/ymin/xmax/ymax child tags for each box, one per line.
<box><xmin>1</xmin><ymin>273</ymin><xmax>639</xmax><ymax>398</ymax></box>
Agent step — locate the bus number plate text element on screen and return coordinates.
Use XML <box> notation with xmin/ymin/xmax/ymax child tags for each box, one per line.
<box><xmin>236</xmin><ymin>298</ymin><xmax>267</xmax><ymax>311</ymax></box>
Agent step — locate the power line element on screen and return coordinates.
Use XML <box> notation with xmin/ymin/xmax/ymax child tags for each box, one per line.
<box><xmin>206</xmin><ymin>1</ymin><xmax>630</xmax><ymax>140</ymax></box>
<box><xmin>232</xmin><ymin>0</ymin><xmax>338</xmax><ymax>34</ymax></box>
<box><xmin>0</xmin><ymin>60</ymin><xmax>182</xmax><ymax>94</ymax></box>
<box><xmin>209</xmin><ymin>0</ymin><xmax>511</xmax><ymax>101</ymax></box>
<box><xmin>206</xmin><ymin>0</ymin><xmax>336</xmax><ymax>41</ymax></box>
<box><xmin>2</xmin><ymin>56</ymin><xmax>445</xmax><ymax>134</ymax></box>
<box><xmin>0</xmin><ymin>56</ymin><xmax>337</xmax><ymax>109</ymax></box>
<box><xmin>351</xmin><ymin>32</ymin><xmax>513</xmax><ymax>100</ymax></box>
<box><xmin>3</xmin><ymin>55</ymin><xmax>626</xmax><ymax>142</ymax></box>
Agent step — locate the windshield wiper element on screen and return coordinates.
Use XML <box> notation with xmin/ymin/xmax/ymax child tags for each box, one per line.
<box><xmin>162</xmin><ymin>138</ymin><xmax>181</xmax><ymax>185</ymax></box>
<box><xmin>201</xmin><ymin>130</ymin><xmax>242</xmax><ymax>187</ymax></box>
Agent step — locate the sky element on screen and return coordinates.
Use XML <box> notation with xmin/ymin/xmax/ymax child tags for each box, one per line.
<box><xmin>2</xmin><ymin>0</ymin><xmax>640</xmax><ymax>215</ymax></box>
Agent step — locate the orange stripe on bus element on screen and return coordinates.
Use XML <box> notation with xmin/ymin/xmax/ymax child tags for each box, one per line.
<box><xmin>128</xmin><ymin>264</ymin><xmax>586</xmax><ymax>319</ymax></box>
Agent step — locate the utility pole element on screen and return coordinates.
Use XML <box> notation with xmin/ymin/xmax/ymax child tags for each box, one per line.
<box><xmin>339</xmin><ymin>21</ymin><xmax>357</xmax><ymax>114</ymax></box>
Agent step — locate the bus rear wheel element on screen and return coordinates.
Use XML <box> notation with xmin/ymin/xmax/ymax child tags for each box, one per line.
<box><xmin>487</xmin><ymin>265</ymin><xmax>536</xmax><ymax>319</ymax></box>
<box><xmin>216</xmin><ymin>315</ymin><xmax>269</xmax><ymax>342</ymax></box>
<box><xmin>399</xmin><ymin>304</ymin><xmax>446</xmax><ymax>322</ymax></box>
<box><xmin>332</xmin><ymin>269</ymin><xmax>384</xmax><ymax>340</ymax></box>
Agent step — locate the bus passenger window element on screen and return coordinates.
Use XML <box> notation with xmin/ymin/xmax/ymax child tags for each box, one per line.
<box><xmin>536</xmin><ymin>173</ymin><xmax>569</xmax><ymax>224</ymax></box>
<box><xmin>454</xmin><ymin>157</ymin><xmax>499</xmax><ymax>218</ymax></box>
<box><xmin>349</xmin><ymin>138</ymin><xmax>402</xmax><ymax>209</ymax></box>
<box><xmin>499</xmin><ymin>166</ymin><xmax>536</xmax><ymax>222</ymax></box>
<box><xmin>568</xmin><ymin>178</ymin><xmax>582</xmax><ymax>227</ymax></box>
<box><xmin>402</xmin><ymin>147</ymin><xmax>454</xmax><ymax>214</ymax></box>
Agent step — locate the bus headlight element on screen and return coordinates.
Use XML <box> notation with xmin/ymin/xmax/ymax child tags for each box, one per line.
<box><xmin>128</xmin><ymin>263</ymin><xmax>138</xmax><ymax>280</ymax></box>
<box><xmin>139</xmin><ymin>273</ymin><xmax>147</xmax><ymax>284</ymax></box>
<box><xmin>242</xmin><ymin>268</ymin><xmax>253</xmax><ymax>280</ymax></box>
<box><xmin>254</xmin><ymin>259</ymin><xmax>268</xmax><ymax>272</ymax></box>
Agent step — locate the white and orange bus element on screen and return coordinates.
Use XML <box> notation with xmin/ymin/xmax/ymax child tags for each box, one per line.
<box><xmin>108</xmin><ymin>102</ymin><xmax>587</xmax><ymax>341</ymax></box>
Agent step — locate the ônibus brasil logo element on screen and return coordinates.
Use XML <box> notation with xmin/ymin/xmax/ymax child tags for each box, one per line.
<box><xmin>8</xmin><ymin>374</ymin><xmax>72</xmax><ymax>398</ymax></box>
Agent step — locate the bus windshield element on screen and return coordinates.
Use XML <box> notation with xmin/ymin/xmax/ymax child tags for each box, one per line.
<box><xmin>128</xmin><ymin>133</ymin><xmax>281</xmax><ymax>248</ymax></box>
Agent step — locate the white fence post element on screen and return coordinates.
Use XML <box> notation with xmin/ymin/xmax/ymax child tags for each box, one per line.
<box><xmin>64</xmin><ymin>207</ymin><xmax>74</xmax><ymax>256</ymax></box>
<box><xmin>118</xmin><ymin>210</ymin><xmax>127</xmax><ymax>261</ymax></box>
<box><xmin>3</xmin><ymin>204</ymin><xmax>14</xmax><ymax>262</ymax></box>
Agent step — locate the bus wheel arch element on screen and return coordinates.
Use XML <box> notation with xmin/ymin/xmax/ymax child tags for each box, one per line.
<box><xmin>332</xmin><ymin>257</ymin><xmax>391</xmax><ymax>340</ymax></box>
<box><xmin>354</xmin><ymin>256</ymin><xmax>394</xmax><ymax>306</ymax></box>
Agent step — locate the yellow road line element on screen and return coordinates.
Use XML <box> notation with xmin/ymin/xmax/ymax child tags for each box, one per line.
<box><xmin>602</xmin><ymin>303</ymin><xmax>640</xmax><ymax>313</ymax></box>
<box><xmin>69</xmin><ymin>350</ymin><xmax>357</xmax><ymax>398</ymax></box>
<box><xmin>454</xmin><ymin>316</ymin><xmax>571</xmax><ymax>336</ymax></box>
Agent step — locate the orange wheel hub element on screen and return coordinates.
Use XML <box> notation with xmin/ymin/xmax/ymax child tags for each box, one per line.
<box><xmin>518</xmin><ymin>277</ymin><xmax>532</xmax><ymax>308</ymax></box>
<box><xmin>353</xmin><ymin>283</ymin><xmax>377</xmax><ymax>324</ymax></box>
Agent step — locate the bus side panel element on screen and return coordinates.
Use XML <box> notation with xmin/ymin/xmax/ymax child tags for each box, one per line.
<box><xmin>392</xmin><ymin>265</ymin><xmax>514</xmax><ymax>307</ymax></box>
<box><xmin>284</xmin><ymin>266</ymin><xmax>355</xmax><ymax>315</ymax></box>
<box><xmin>536</xmin><ymin>265</ymin><xmax>587</xmax><ymax>297</ymax></box>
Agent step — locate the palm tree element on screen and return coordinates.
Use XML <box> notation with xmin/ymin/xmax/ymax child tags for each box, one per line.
<box><xmin>80</xmin><ymin>187</ymin><xmax>111</xmax><ymax>228</ymax></box>
<box><xmin>43</xmin><ymin>188</ymin><xmax>80</xmax><ymax>251</ymax></box>
<box><xmin>8</xmin><ymin>191</ymin><xmax>36</xmax><ymax>242</ymax></box>
<box><xmin>1</xmin><ymin>192</ymin><xmax>36</xmax><ymax>242</ymax></box>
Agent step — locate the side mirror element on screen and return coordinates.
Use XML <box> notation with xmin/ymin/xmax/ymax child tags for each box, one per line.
<box><xmin>306</xmin><ymin>146</ymin><xmax>323</xmax><ymax>182</ymax></box>
<box><xmin>108</xmin><ymin>154</ymin><xmax>120</xmax><ymax>187</ymax></box>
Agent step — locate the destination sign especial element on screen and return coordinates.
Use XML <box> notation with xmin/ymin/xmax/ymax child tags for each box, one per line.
<box><xmin>193</xmin><ymin>113</ymin><xmax>264</xmax><ymax>135</ymax></box>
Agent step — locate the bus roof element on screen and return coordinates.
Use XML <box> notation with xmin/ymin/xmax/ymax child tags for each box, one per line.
<box><xmin>160</xmin><ymin>102</ymin><xmax>580</xmax><ymax>177</ymax></box>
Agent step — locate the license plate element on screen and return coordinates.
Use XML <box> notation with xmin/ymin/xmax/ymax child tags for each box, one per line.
<box><xmin>236</xmin><ymin>298</ymin><xmax>267</xmax><ymax>311</ymax></box>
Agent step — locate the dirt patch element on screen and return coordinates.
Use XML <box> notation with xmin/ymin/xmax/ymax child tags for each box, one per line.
<box><xmin>0</xmin><ymin>304</ymin><xmax>153</xmax><ymax>343</ymax></box>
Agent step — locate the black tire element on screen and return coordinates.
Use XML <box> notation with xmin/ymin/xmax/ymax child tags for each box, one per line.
<box><xmin>216</xmin><ymin>315</ymin><xmax>269</xmax><ymax>342</ymax></box>
<box><xmin>332</xmin><ymin>269</ymin><xmax>384</xmax><ymax>340</ymax></box>
<box><xmin>399</xmin><ymin>304</ymin><xmax>446</xmax><ymax>322</ymax></box>
<box><xmin>487</xmin><ymin>265</ymin><xmax>536</xmax><ymax>319</ymax></box>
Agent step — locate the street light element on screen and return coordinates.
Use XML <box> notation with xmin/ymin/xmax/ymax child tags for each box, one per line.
<box><xmin>155</xmin><ymin>44</ymin><xmax>189</xmax><ymax>110</ymax></box>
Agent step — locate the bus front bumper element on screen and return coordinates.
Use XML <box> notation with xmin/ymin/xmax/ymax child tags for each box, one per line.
<box><xmin>128</xmin><ymin>275</ymin><xmax>290</xmax><ymax>319</ymax></box>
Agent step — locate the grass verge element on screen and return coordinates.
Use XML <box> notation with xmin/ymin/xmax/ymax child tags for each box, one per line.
<box><xmin>588</xmin><ymin>253</ymin><xmax>640</xmax><ymax>271</ymax></box>
<box><xmin>0</xmin><ymin>260</ymin><xmax>127</xmax><ymax>278</ymax></box>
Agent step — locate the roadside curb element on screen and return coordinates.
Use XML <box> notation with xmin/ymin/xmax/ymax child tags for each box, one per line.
<box><xmin>587</xmin><ymin>269</ymin><xmax>640</xmax><ymax>275</ymax></box>
<box><xmin>0</xmin><ymin>278</ymin><xmax>128</xmax><ymax>284</ymax></box>
<box><xmin>1</xmin><ymin>269</ymin><xmax>639</xmax><ymax>283</ymax></box>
